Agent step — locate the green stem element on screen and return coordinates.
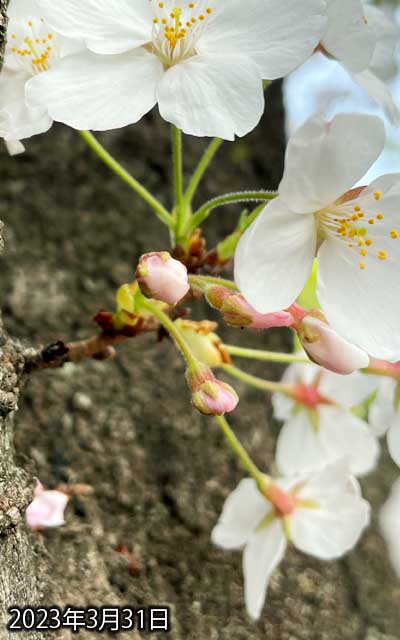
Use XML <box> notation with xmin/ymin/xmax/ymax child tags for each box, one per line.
<box><xmin>171</xmin><ymin>125</ymin><xmax>185</xmax><ymax>237</ymax></box>
<box><xmin>224</xmin><ymin>345</ymin><xmax>311</xmax><ymax>365</ymax></box>
<box><xmin>188</xmin><ymin>274</ymin><xmax>239</xmax><ymax>292</ymax></box>
<box><xmin>80</xmin><ymin>130</ymin><xmax>172</xmax><ymax>228</ymax></box>
<box><xmin>220</xmin><ymin>364</ymin><xmax>292</xmax><ymax>395</ymax></box>
<box><xmin>188</xmin><ymin>191</ymin><xmax>276</xmax><ymax>233</ymax></box>
<box><xmin>184</xmin><ymin>138</ymin><xmax>223</xmax><ymax>206</ymax></box>
<box><xmin>215</xmin><ymin>415</ymin><xmax>264</xmax><ymax>487</ymax></box>
<box><xmin>140</xmin><ymin>298</ymin><xmax>195</xmax><ymax>366</ymax></box>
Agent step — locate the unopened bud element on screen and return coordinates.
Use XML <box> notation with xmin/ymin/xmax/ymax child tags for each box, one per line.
<box><xmin>299</xmin><ymin>315</ymin><xmax>369</xmax><ymax>375</ymax></box>
<box><xmin>186</xmin><ymin>360</ymin><xmax>238</xmax><ymax>415</ymax></box>
<box><xmin>192</xmin><ymin>379</ymin><xmax>239</xmax><ymax>416</ymax></box>
<box><xmin>25</xmin><ymin>481</ymin><xmax>69</xmax><ymax>531</ymax></box>
<box><xmin>206</xmin><ymin>287</ymin><xmax>294</xmax><ymax>329</ymax></box>
<box><xmin>186</xmin><ymin>361</ymin><xmax>215</xmax><ymax>391</ymax></box>
<box><xmin>136</xmin><ymin>252</ymin><xmax>189</xmax><ymax>305</ymax></box>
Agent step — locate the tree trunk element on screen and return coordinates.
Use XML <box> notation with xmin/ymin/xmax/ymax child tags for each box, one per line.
<box><xmin>0</xmin><ymin>0</ymin><xmax>9</xmax><ymax>70</ymax></box>
<box><xmin>0</xmin><ymin>60</ymin><xmax>398</xmax><ymax>640</ymax></box>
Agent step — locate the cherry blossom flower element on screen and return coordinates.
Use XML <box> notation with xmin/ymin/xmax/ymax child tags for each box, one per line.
<box><xmin>380</xmin><ymin>478</ymin><xmax>400</xmax><ymax>578</ymax></box>
<box><xmin>136</xmin><ymin>252</ymin><xmax>189</xmax><ymax>305</ymax></box>
<box><xmin>30</xmin><ymin>0</ymin><xmax>327</xmax><ymax>140</ymax></box>
<box><xmin>235</xmin><ymin>112</ymin><xmax>400</xmax><ymax>361</ymax></box>
<box><xmin>369</xmin><ymin>377</ymin><xmax>400</xmax><ymax>467</ymax></box>
<box><xmin>319</xmin><ymin>1</ymin><xmax>399</xmax><ymax>123</ymax></box>
<box><xmin>272</xmin><ymin>361</ymin><xmax>379</xmax><ymax>476</ymax></box>
<box><xmin>0</xmin><ymin>0</ymin><xmax>83</xmax><ymax>148</ymax></box>
<box><xmin>212</xmin><ymin>461</ymin><xmax>370</xmax><ymax>620</ymax></box>
<box><xmin>25</xmin><ymin>481</ymin><xmax>69</xmax><ymax>530</ymax></box>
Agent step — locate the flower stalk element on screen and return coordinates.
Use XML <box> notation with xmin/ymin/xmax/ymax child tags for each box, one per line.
<box><xmin>183</xmin><ymin>137</ymin><xmax>223</xmax><ymax>206</ymax></box>
<box><xmin>220</xmin><ymin>364</ymin><xmax>293</xmax><ymax>395</ymax></box>
<box><xmin>223</xmin><ymin>345</ymin><xmax>311</xmax><ymax>365</ymax></box>
<box><xmin>171</xmin><ymin>125</ymin><xmax>186</xmax><ymax>241</ymax></box>
<box><xmin>214</xmin><ymin>415</ymin><xmax>264</xmax><ymax>488</ymax></box>
<box><xmin>80</xmin><ymin>130</ymin><xmax>173</xmax><ymax>228</ymax></box>
<box><xmin>187</xmin><ymin>191</ymin><xmax>277</xmax><ymax>233</ymax></box>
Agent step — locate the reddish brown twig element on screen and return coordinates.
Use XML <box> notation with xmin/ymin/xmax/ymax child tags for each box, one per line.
<box><xmin>24</xmin><ymin>315</ymin><xmax>161</xmax><ymax>373</ymax></box>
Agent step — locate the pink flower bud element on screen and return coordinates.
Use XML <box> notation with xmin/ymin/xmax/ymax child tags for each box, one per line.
<box><xmin>186</xmin><ymin>361</ymin><xmax>238</xmax><ymax>416</ymax></box>
<box><xmin>26</xmin><ymin>481</ymin><xmax>69</xmax><ymax>531</ymax></box>
<box><xmin>206</xmin><ymin>287</ymin><xmax>294</xmax><ymax>329</ymax></box>
<box><xmin>192</xmin><ymin>379</ymin><xmax>239</xmax><ymax>416</ymax></box>
<box><xmin>299</xmin><ymin>315</ymin><xmax>370</xmax><ymax>375</ymax></box>
<box><xmin>136</xmin><ymin>252</ymin><xmax>190</xmax><ymax>305</ymax></box>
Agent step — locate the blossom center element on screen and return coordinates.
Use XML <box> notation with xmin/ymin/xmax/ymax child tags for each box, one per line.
<box><xmin>149</xmin><ymin>1</ymin><xmax>213</xmax><ymax>66</ymax></box>
<box><xmin>317</xmin><ymin>191</ymin><xmax>398</xmax><ymax>271</ymax></box>
<box><xmin>7</xmin><ymin>18</ymin><xmax>57</xmax><ymax>76</ymax></box>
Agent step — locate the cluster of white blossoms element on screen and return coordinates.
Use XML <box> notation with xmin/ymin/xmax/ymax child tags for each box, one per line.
<box><xmin>0</xmin><ymin>0</ymin><xmax>399</xmax><ymax>148</ymax></box>
<box><xmin>2</xmin><ymin>0</ymin><xmax>400</xmax><ymax>626</ymax></box>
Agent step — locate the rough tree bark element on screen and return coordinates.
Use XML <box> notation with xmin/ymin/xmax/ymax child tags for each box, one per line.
<box><xmin>0</xmin><ymin>7</ymin><xmax>399</xmax><ymax>637</ymax></box>
<box><xmin>0</xmin><ymin>0</ymin><xmax>8</xmax><ymax>69</ymax></box>
<box><xmin>0</xmin><ymin>3</ymin><xmax>47</xmax><ymax>639</ymax></box>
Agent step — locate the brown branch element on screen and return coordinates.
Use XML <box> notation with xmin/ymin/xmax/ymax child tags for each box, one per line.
<box><xmin>24</xmin><ymin>316</ymin><xmax>161</xmax><ymax>373</ymax></box>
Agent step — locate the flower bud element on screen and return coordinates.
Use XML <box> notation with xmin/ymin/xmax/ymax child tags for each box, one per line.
<box><xmin>192</xmin><ymin>379</ymin><xmax>239</xmax><ymax>416</ymax></box>
<box><xmin>186</xmin><ymin>360</ymin><xmax>238</xmax><ymax>415</ymax></box>
<box><xmin>136</xmin><ymin>252</ymin><xmax>189</xmax><ymax>305</ymax></box>
<box><xmin>25</xmin><ymin>481</ymin><xmax>69</xmax><ymax>531</ymax></box>
<box><xmin>298</xmin><ymin>314</ymin><xmax>369</xmax><ymax>375</ymax></box>
<box><xmin>206</xmin><ymin>287</ymin><xmax>294</xmax><ymax>329</ymax></box>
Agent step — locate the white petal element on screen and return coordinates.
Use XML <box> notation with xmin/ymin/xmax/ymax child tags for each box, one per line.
<box><xmin>243</xmin><ymin>521</ymin><xmax>286</xmax><ymax>620</ymax></box>
<box><xmin>157</xmin><ymin>54</ymin><xmax>264</xmax><ymax>140</ymax></box>
<box><xmin>272</xmin><ymin>392</ymin><xmax>295</xmax><ymax>422</ymax></box>
<box><xmin>292</xmin><ymin>462</ymin><xmax>370</xmax><ymax>559</ymax></box>
<box><xmin>380</xmin><ymin>478</ymin><xmax>400</xmax><ymax>577</ymax></box>
<box><xmin>369</xmin><ymin>378</ymin><xmax>397</xmax><ymax>437</ymax></box>
<box><xmin>318</xmin><ymin>174</ymin><xmax>400</xmax><ymax>361</ymax></box>
<box><xmin>5</xmin><ymin>139</ymin><xmax>25</xmax><ymax>155</ymax></box>
<box><xmin>279</xmin><ymin>113</ymin><xmax>386</xmax><ymax>214</ymax></box>
<box><xmin>296</xmin><ymin>459</ymin><xmax>353</xmax><ymax>499</ymax></box>
<box><xmin>321</xmin><ymin>0</ymin><xmax>376</xmax><ymax>73</ymax></box>
<box><xmin>318</xmin><ymin>406</ymin><xmax>379</xmax><ymax>476</ymax></box>
<box><xmin>198</xmin><ymin>0</ymin><xmax>326</xmax><ymax>79</ymax></box>
<box><xmin>234</xmin><ymin>197</ymin><xmax>316</xmax><ymax>313</ymax></box>
<box><xmin>364</xmin><ymin>5</ymin><xmax>399</xmax><ymax>81</ymax></box>
<box><xmin>9</xmin><ymin>0</ymin><xmax>42</xmax><ymax>20</ymax></box>
<box><xmin>0</xmin><ymin>69</ymin><xmax>51</xmax><ymax>141</ymax></box>
<box><xmin>319</xmin><ymin>369</ymin><xmax>379</xmax><ymax>408</ymax></box>
<box><xmin>388</xmin><ymin>419</ymin><xmax>400</xmax><ymax>468</ymax></box>
<box><xmin>301</xmin><ymin>316</ymin><xmax>370</xmax><ymax>374</ymax></box>
<box><xmin>352</xmin><ymin>70</ymin><xmax>400</xmax><ymax>126</ymax></box>
<box><xmin>276</xmin><ymin>406</ymin><xmax>379</xmax><ymax>477</ymax></box>
<box><xmin>37</xmin><ymin>0</ymin><xmax>152</xmax><ymax>54</ymax></box>
<box><xmin>26</xmin><ymin>50</ymin><xmax>163</xmax><ymax>131</ymax></box>
<box><xmin>276</xmin><ymin>410</ymin><xmax>327</xmax><ymax>476</ymax></box>
<box><xmin>291</xmin><ymin>494</ymin><xmax>370</xmax><ymax>559</ymax></box>
<box><xmin>211</xmin><ymin>479</ymin><xmax>269</xmax><ymax>550</ymax></box>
